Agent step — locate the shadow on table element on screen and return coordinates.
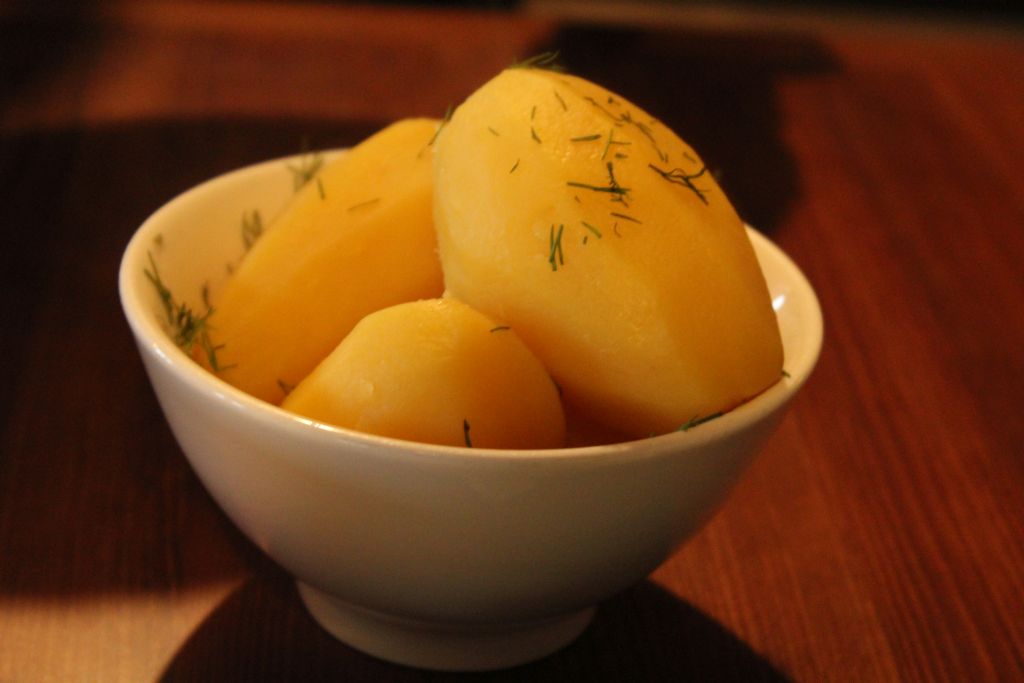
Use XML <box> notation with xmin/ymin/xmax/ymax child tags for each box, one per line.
<box><xmin>159</xmin><ymin>570</ymin><xmax>790</xmax><ymax>682</ymax></box>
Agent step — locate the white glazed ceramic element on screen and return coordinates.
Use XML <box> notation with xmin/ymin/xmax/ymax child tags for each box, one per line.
<box><xmin>119</xmin><ymin>152</ymin><xmax>822</xmax><ymax>672</ymax></box>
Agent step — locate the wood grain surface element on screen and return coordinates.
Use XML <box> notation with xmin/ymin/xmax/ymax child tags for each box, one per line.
<box><xmin>1</xmin><ymin>2</ymin><xmax>1021</xmax><ymax>680</ymax></box>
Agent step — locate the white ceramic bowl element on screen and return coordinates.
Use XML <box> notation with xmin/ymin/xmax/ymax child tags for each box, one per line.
<box><xmin>119</xmin><ymin>152</ymin><xmax>822</xmax><ymax>672</ymax></box>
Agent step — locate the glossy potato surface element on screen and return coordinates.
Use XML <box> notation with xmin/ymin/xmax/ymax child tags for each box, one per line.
<box><xmin>213</xmin><ymin>119</ymin><xmax>444</xmax><ymax>403</ymax></box>
<box><xmin>282</xmin><ymin>298</ymin><xmax>566</xmax><ymax>449</ymax></box>
<box><xmin>433</xmin><ymin>69</ymin><xmax>783</xmax><ymax>437</ymax></box>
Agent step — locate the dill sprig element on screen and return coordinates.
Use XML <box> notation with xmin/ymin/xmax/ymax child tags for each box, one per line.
<box><xmin>509</xmin><ymin>51</ymin><xmax>563</xmax><ymax>71</ymax></box>
<box><xmin>144</xmin><ymin>252</ymin><xmax>231</xmax><ymax>372</ymax></box>
<box><xmin>581</xmin><ymin>220</ymin><xmax>603</xmax><ymax>238</ymax></box>
<box><xmin>583</xmin><ymin>97</ymin><xmax>668</xmax><ymax>163</ymax></box>
<box><xmin>424</xmin><ymin>104</ymin><xmax>454</xmax><ymax>151</ymax></box>
<box><xmin>509</xmin><ymin>159</ymin><xmax>520</xmax><ymax>173</ymax></box>
<box><xmin>531</xmin><ymin>126</ymin><xmax>542</xmax><ymax>144</ymax></box>
<box><xmin>648</xmin><ymin>163</ymin><xmax>710</xmax><ymax>205</ymax></box>
<box><xmin>554</xmin><ymin>90</ymin><xmax>568</xmax><ymax>111</ymax></box>
<box><xmin>287</xmin><ymin>146</ymin><xmax>324</xmax><ymax>192</ymax></box>
<box><xmin>548</xmin><ymin>223</ymin><xmax>565</xmax><ymax>271</ymax></box>
<box><xmin>566</xmin><ymin>180</ymin><xmax>629</xmax><ymax>196</ymax></box>
<box><xmin>570</xmin><ymin>134</ymin><xmax>602</xmax><ymax>142</ymax></box>
<box><xmin>347</xmin><ymin>198</ymin><xmax>381</xmax><ymax>212</ymax></box>
<box><xmin>490</xmin><ymin>325</ymin><xmax>511</xmax><ymax>332</ymax></box>
<box><xmin>610</xmin><ymin>211</ymin><xmax>641</xmax><ymax>224</ymax></box>
<box><xmin>679</xmin><ymin>412</ymin><xmax>724</xmax><ymax>432</ymax></box>
<box><xmin>241</xmin><ymin>209</ymin><xmax>263</xmax><ymax>251</ymax></box>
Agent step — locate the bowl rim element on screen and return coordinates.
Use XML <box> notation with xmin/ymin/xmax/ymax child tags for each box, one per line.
<box><xmin>119</xmin><ymin>152</ymin><xmax>823</xmax><ymax>463</ymax></box>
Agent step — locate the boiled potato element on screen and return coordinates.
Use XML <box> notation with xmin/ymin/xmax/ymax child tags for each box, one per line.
<box><xmin>212</xmin><ymin>119</ymin><xmax>445</xmax><ymax>403</ymax></box>
<box><xmin>282</xmin><ymin>298</ymin><xmax>566</xmax><ymax>449</ymax></box>
<box><xmin>433</xmin><ymin>69</ymin><xmax>783</xmax><ymax>438</ymax></box>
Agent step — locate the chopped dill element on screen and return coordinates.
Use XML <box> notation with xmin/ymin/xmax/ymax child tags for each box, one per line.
<box><xmin>601</xmin><ymin>127</ymin><xmax>615</xmax><ymax>160</ymax></box>
<box><xmin>144</xmin><ymin>251</ymin><xmax>232</xmax><ymax>372</ymax></box>
<box><xmin>509</xmin><ymin>51</ymin><xmax>562</xmax><ymax>71</ymax></box>
<box><xmin>420</xmin><ymin>105</ymin><xmax>454</xmax><ymax>157</ymax></box>
<box><xmin>601</xmin><ymin>128</ymin><xmax>631</xmax><ymax>161</ymax></box>
<box><xmin>463</xmin><ymin>419</ymin><xmax>473</xmax><ymax>447</ymax></box>
<box><xmin>679</xmin><ymin>412</ymin><xmax>724</xmax><ymax>432</ymax></box>
<box><xmin>610</xmin><ymin>211</ymin><xmax>641</xmax><ymax>224</ymax></box>
<box><xmin>782</xmin><ymin>369</ymin><xmax>792</xmax><ymax>378</ymax></box>
<box><xmin>554</xmin><ymin>90</ymin><xmax>568</xmax><ymax>111</ymax></box>
<box><xmin>287</xmin><ymin>146</ymin><xmax>324</xmax><ymax>192</ymax></box>
<box><xmin>548</xmin><ymin>223</ymin><xmax>565</xmax><ymax>271</ymax></box>
<box><xmin>347</xmin><ymin>198</ymin><xmax>381</xmax><ymax>212</ymax></box>
<box><xmin>648</xmin><ymin>163</ymin><xmax>710</xmax><ymax>205</ymax></box>
<box><xmin>530</xmin><ymin>105</ymin><xmax>537</xmax><ymax>120</ymax></box>
<box><xmin>570</xmin><ymin>134</ymin><xmax>602</xmax><ymax>142</ymax></box>
<box><xmin>509</xmin><ymin>158</ymin><xmax>520</xmax><ymax>173</ymax></box>
<box><xmin>316</xmin><ymin>177</ymin><xmax>326</xmax><ymax>200</ymax></box>
<box><xmin>242</xmin><ymin>209</ymin><xmax>263</xmax><ymax>251</ymax></box>
<box><xmin>581</xmin><ymin>220</ymin><xmax>602</xmax><ymax>238</ymax></box>
<box><xmin>566</xmin><ymin>180</ymin><xmax>629</xmax><ymax>196</ymax></box>
<box><xmin>531</xmin><ymin>126</ymin><xmax>542</xmax><ymax>144</ymax></box>
<box><xmin>488</xmin><ymin>126</ymin><xmax>501</xmax><ymax>136</ymax></box>
<box><xmin>490</xmin><ymin>325</ymin><xmax>511</xmax><ymax>332</ymax></box>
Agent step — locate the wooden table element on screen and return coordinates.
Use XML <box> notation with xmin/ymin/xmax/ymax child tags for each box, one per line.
<box><xmin>2</xmin><ymin>2</ymin><xmax>1021</xmax><ymax>680</ymax></box>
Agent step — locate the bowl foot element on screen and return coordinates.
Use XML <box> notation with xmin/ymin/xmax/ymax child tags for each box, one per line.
<box><xmin>297</xmin><ymin>582</ymin><xmax>595</xmax><ymax>671</ymax></box>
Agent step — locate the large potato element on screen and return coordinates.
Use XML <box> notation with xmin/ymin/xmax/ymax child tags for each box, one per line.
<box><xmin>282</xmin><ymin>298</ymin><xmax>566</xmax><ymax>449</ymax></box>
<box><xmin>433</xmin><ymin>69</ymin><xmax>783</xmax><ymax>438</ymax></box>
<box><xmin>212</xmin><ymin>119</ymin><xmax>444</xmax><ymax>403</ymax></box>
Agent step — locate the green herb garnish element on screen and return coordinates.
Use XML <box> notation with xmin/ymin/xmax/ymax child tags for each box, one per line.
<box><xmin>347</xmin><ymin>198</ymin><xmax>381</xmax><ymax>212</ymax></box>
<box><xmin>554</xmin><ymin>90</ymin><xmax>568</xmax><ymax>111</ymax></box>
<box><xmin>679</xmin><ymin>412</ymin><xmax>724</xmax><ymax>432</ymax></box>
<box><xmin>566</xmin><ymin>180</ymin><xmax>629</xmax><ymax>196</ymax></box>
<box><xmin>648</xmin><ymin>163</ymin><xmax>710</xmax><ymax>205</ymax></box>
<box><xmin>242</xmin><ymin>209</ymin><xmax>263</xmax><ymax>251</ymax></box>
<box><xmin>531</xmin><ymin>126</ymin><xmax>542</xmax><ymax>144</ymax></box>
<box><xmin>287</xmin><ymin>146</ymin><xmax>324</xmax><ymax>192</ymax></box>
<box><xmin>463</xmin><ymin>419</ymin><xmax>473</xmax><ymax>447</ymax></box>
<box><xmin>548</xmin><ymin>223</ymin><xmax>565</xmax><ymax>271</ymax></box>
<box><xmin>581</xmin><ymin>220</ymin><xmax>603</xmax><ymax>238</ymax></box>
<box><xmin>570</xmin><ymin>134</ymin><xmax>602</xmax><ymax>142</ymax></box>
<box><xmin>490</xmin><ymin>325</ymin><xmax>511</xmax><ymax>332</ymax></box>
<box><xmin>144</xmin><ymin>252</ymin><xmax>232</xmax><ymax>372</ymax></box>
<box><xmin>610</xmin><ymin>211</ymin><xmax>641</xmax><ymax>224</ymax></box>
<box><xmin>509</xmin><ymin>159</ymin><xmax>520</xmax><ymax>173</ymax></box>
<box><xmin>509</xmin><ymin>51</ymin><xmax>562</xmax><ymax>71</ymax></box>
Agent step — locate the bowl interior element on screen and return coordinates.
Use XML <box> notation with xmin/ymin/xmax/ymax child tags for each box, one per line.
<box><xmin>119</xmin><ymin>151</ymin><xmax>822</xmax><ymax>455</ymax></box>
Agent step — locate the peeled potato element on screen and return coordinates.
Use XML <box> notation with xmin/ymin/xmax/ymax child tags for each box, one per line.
<box><xmin>282</xmin><ymin>298</ymin><xmax>566</xmax><ymax>449</ymax></box>
<box><xmin>212</xmin><ymin>119</ymin><xmax>445</xmax><ymax>403</ymax></box>
<box><xmin>433</xmin><ymin>69</ymin><xmax>783</xmax><ymax>437</ymax></box>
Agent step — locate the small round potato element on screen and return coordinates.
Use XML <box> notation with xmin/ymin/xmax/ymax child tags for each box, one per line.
<box><xmin>282</xmin><ymin>298</ymin><xmax>566</xmax><ymax>449</ymax></box>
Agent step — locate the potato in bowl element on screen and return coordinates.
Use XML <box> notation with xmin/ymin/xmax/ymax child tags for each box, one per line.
<box><xmin>119</xmin><ymin>65</ymin><xmax>821</xmax><ymax>671</ymax></box>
